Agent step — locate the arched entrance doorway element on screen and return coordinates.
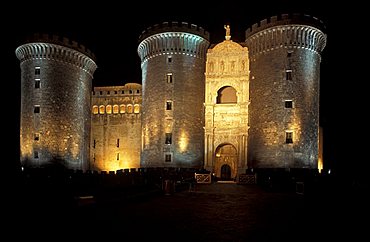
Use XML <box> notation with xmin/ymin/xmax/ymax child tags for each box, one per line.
<box><xmin>215</xmin><ymin>144</ymin><xmax>237</xmax><ymax>180</ymax></box>
<box><xmin>221</xmin><ymin>164</ymin><xmax>232</xmax><ymax>180</ymax></box>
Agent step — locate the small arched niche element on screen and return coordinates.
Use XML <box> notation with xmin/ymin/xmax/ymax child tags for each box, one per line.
<box><xmin>216</xmin><ymin>86</ymin><xmax>237</xmax><ymax>104</ymax></box>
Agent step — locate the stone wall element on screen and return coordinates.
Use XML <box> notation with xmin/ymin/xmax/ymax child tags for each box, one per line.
<box><xmin>91</xmin><ymin>83</ymin><xmax>142</xmax><ymax>171</ymax></box>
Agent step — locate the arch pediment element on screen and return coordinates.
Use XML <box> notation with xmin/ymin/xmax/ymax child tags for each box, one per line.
<box><xmin>211</xmin><ymin>40</ymin><xmax>245</xmax><ymax>53</ymax></box>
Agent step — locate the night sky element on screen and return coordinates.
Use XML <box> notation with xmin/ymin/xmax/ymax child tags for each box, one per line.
<box><xmin>5</xmin><ymin>1</ymin><xmax>365</xmax><ymax>175</ymax></box>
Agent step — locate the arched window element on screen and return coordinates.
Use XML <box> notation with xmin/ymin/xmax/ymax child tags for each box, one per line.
<box><xmin>92</xmin><ymin>105</ymin><xmax>98</xmax><ymax>114</ymax></box>
<box><xmin>216</xmin><ymin>86</ymin><xmax>237</xmax><ymax>104</ymax></box>
<box><xmin>127</xmin><ymin>104</ymin><xmax>133</xmax><ymax>113</ymax></box>
<box><xmin>120</xmin><ymin>104</ymin><xmax>126</xmax><ymax>113</ymax></box>
<box><xmin>134</xmin><ymin>104</ymin><xmax>140</xmax><ymax>113</ymax></box>
<box><xmin>113</xmin><ymin>105</ymin><xmax>119</xmax><ymax>114</ymax></box>
<box><xmin>99</xmin><ymin>105</ymin><xmax>105</xmax><ymax>114</ymax></box>
<box><xmin>106</xmin><ymin>105</ymin><xmax>112</xmax><ymax>114</ymax></box>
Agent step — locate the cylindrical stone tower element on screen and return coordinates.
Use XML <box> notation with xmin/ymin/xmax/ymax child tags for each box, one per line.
<box><xmin>245</xmin><ymin>14</ymin><xmax>326</xmax><ymax>169</ymax></box>
<box><xmin>16</xmin><ymin>33</ymin><xmax>97</xmax><ymax>171</ymax></box>
<box><xmin>138</xmin><ymin>22</ymin><xmax>210</xmax><ymax>168</ymax></box>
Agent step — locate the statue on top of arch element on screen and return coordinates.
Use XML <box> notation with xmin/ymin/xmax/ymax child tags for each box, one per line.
<box><xmin>224</xmin><ymin>24</ymin><xmax>231</xmax><ymax>40</ymax></box>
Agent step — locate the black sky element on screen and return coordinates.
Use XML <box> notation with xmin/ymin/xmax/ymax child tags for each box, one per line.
<box><xmin>5</xmin><ymin>1</ymin><xmax>366</xmax><ymax>175</ymax></box>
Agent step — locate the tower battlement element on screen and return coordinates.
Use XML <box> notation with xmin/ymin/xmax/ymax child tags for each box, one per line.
<box><xmin>139</xmin><ymin>21</ymin><xmax>210</xmax><ymax>42</ymax></box>
<box><xmin>23</xmin><ymin>33</ymin><xmax>96</xmax><ymax>61</ymax></box>
<box><xmin>16</xmin><ymin>34</ymin><xmax>97</xmax><ymax>76</ymax></box>
<box><xmin>138</xmin><ymin>22</ymin><xmax>210</xmax><ymax>63</ymax></box>
<box><xmin>245</xmin><ymin>13</ymin><xmax>326</xmax><ymax>56</ymax></box>
<box><xmin>246</xmin><ymin>13</ymin><xmax>326</xmax><ymax>39</ymax></box>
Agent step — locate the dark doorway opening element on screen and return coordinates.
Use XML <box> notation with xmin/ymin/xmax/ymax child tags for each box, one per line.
<box><xmin>221</xmin><ymin>164</ymin><xmax>232</xmax><ymax>180</ymax></box>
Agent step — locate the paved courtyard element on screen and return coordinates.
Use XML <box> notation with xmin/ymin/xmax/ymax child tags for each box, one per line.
<box><xmin>11</xmin><ymin>180</ymin><xmax>366</xmax><ymax>241</ymax></box>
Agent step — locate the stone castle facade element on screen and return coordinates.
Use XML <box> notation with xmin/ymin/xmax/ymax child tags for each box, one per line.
<box><xmin>16</xmin><ymin>13</ymin><xmax>326</xmax><ymax>179</ymax></box>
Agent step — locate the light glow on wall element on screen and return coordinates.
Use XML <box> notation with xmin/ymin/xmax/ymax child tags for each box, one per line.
<box><xmin>20</xmin><ymin>134</ymin><xmax>33</xmax><ymax>159</ymax></box>
<box><xmin>104</xmin><ymin>163</ymin><xmax>120</xmax><ymax>172</ymax></box>
<box><xmin>178</xmin><ymin>130</ymin><xmax>189</xmax><ymax>153</ymax></box>
<box><xmin>71</xmin><ymin>141</ymin><xmax>79</xmax><ymax>160</ymax></box>
<box><xmin>318</xmin><ymin>157</ymin><xmax>323</xmax><ymax>173</ymax></box>
<box><xmin>289</xmin><ymin>111</ymin><xmax>302</xmax><ymax>143</ymax></box>
<box><xmin>318</xmin><ymin>126</ymin><xmax>324</xmax><ymax>173</ymax></box>
<box><xmin>99</xmin><ymin>154</ymin><xmax>139</xmax><ymax>172</ymax></box>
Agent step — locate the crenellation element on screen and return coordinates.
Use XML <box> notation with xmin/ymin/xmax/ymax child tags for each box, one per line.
<box><xmin>24</xmin><ymin>33</ymin><xmax>96</xmax><ymax>61</ymax></box>
<box><xmin>246</xmin><ymin>20</ymin><xmax>326</xmax><ymax>56</ymax></box>
<box><xmin>138</xmin><ymin>25</ymin><xmax>210</xmax><ymax>62</ymax></box>
<box><xmin>270</xmin><ymin>15</ymin><xmax>278</xmax><ymax>22</ymax></box>
<box><xmin>139</xmin><ymin>21</ymin><xmax>210</xmax><ymax>44</ymax></box>
<box><xmin>16</xmin><ymin>42</ymin><xmax>97</xmax><ymax>76</ymax></box>
<box><xmin>93</xmin><ymin>83</ymin><xmax>142</xmax><ymax>96</ymax></box>
<box><xmin>281</xmin><ymin>13</ymin><xmax>289</xmax><ymax>20</ymax></box>
<box><xmin>260</xmin><ymin>19</ymin><xmax>268</xmax><ymax>26</ymax></box>
<box><xmin>246</xmin><ymin>13</ymin><xmax>325</xmax><ymax>40</ymax></box>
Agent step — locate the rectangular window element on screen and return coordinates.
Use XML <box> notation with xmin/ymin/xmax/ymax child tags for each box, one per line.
<box><xmin>35</xmin><ymin>67</ymin><xmax>40</xmax><ymax>75</ymax></box>
<box><xmin>165</xmin><ymin>153</ymin><xmax>172</xmax><ymax>162</ymax></box>
<box><xmin>34</xmin><ymin>106</ymin><xmax>40</xmax><ymax>113</ymax></box>
<box><xmin>166</xmin><ymin>101</ymin><xmax>172</xmax><ymax>110</ymax></box>
<box><xmin>165</xmin><ymin>133</ymin><xmax>172</xmax><ymax>144</ymax></box>
<box><xmin>166</xmin><ymin>73</ymin><xmax>173</xmax><ymax>83</ymax></box>
<box><xmin>287</xmin><ymin>52</ymin><xmax>292</xmax><ymax>58</ymax></box>
<box><xmin>34</xmin><ymin>151</ymin><xmax>39</xmax><ymax>159</ymax></box>
<box><xmin>93</xmin><ymin>139</ymin><xmax>96</xmax><ymax>148</ymax></box>
<box><xmin>117</xmin><ymin>138</ymin><xmax>120</xmax><ymax>148</ymax></box>
<box><xmin>117</xmin><ymin>153</ymin><xmax>120</xmax><ymax>160</ymax></box>
<box><xmin>286</xmin><ymin>131</ymin><xmax>293</xmax><ymax>144</ymax></box>
<box><xmin>35</xmin><ymin>79</ymin><xmax>40</xmax><ymax>89</ymax></box>
<box><xmin>286</xmin><ymin>70</ymin><xmax>292</xmax><ymax>80</ymax></box>
<box><xmin>285</xmin><ymin>100</ymin><xmax>293</xmax><ymax>108</ymax></box>
<box><xmin>168</xmin><ymin>56</ymin><xmax>172</xmax><ymax>63</ymax></box>
<box><xmin>34</xmin><ymin>133</ymin><xmax>40</xmax><ymax>141</ymax></box>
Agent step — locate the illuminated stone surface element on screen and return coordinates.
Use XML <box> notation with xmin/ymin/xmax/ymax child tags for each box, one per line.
<box><xmin>245</xmin><ymin>14</ymin><xmax>326</xmax><ymax>168</ymax></box>
<box><xmin>91</xmin><ymin>83</ymin><xmax>142</xmax><ymax>171</ymax></box>
<box><xmin>204</xmin><ymin>28</ymin><xmax>249</xmax><ymax>179</ymax></box>
<box><xmin>138</xmin><ymin>22</ymin><xmax>210</xmax><ymax>168</ymax></box>
<box><xmin>16</xmin><ymin>34</ymin><xmax>97</xmax><ymax>170</ymax></box>
<box><xmin>16</xmin><ymin>14</ymin><xmax>326</xmax><ymax>174</ymax></box>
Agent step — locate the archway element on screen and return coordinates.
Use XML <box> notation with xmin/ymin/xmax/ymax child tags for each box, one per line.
<box><xmin>216</xmin><ymin>86</ymin><xmax>237</xmax><ymax>104</ymax></box>
<box><xmin>214</xmin><ymin>143</ymin><xmax>238</xmax><ymax>180</ymax></box>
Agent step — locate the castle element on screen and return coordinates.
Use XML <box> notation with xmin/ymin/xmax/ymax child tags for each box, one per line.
<box><xmin>16</xmin><ymin>13</ymin><xmax>326</xmax><ymax>180</ymax></box>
